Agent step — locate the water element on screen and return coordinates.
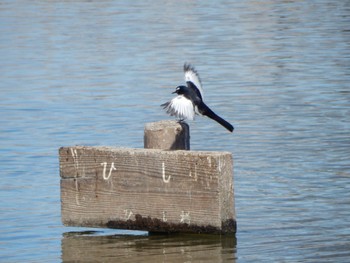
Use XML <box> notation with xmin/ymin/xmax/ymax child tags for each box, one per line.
<box><xmin>0</xmin><ymin>0</ymin><xmax>349</xmax><ymax>262</ymax></box>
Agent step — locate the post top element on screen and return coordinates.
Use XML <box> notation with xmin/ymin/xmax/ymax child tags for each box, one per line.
<box><xmin>144</xmin><ymin>120</ymin><xmax>189</xmax><ymax>131</ymax></box>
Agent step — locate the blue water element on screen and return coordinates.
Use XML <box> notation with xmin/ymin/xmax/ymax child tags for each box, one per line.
<box><xmin>1</xmin><ymin>1</ymin><xmax>349</xmax><ymax>262</ymax></box>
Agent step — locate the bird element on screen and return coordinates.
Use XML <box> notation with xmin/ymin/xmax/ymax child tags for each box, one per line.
<box><xmin>161</xmin><ymin>63</ymin><xmax>234</xmax><ymax>132</ymax></box>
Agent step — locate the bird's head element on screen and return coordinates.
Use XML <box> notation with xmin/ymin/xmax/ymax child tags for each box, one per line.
<box><xmin>172</xmin><ymin>85</ymin><xmax>187</xmax><ymax>95</ymax></box>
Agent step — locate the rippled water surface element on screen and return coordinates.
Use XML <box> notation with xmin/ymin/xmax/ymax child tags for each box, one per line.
<box><xmin>1</xmin><ymin>1</ymin><xmax>349</xmax><ymax>262</ymax></box>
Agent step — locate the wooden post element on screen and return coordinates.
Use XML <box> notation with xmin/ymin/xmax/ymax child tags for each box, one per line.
<box><xmin>144</xmin><ymin>120</ymin><xmax>190</xmax><ymax>150</ymax></box>
<box><xmin>60</xmin><ymin>146</ymin><xmax>236</xmax><ymax>234</ymax></box>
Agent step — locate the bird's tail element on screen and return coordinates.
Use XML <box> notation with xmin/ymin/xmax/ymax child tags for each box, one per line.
<box><xmin>199</xmin><ymin>102</ymin><xmax>234</xmax><ymax>132</ymax></box>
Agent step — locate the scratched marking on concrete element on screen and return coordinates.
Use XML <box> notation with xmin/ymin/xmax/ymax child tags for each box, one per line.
<box><xmin>180</xmin><ymin>211</ymin><xmax>191</xmax><ymax>224</ymax></box>
<box><xmin>124</xmin><ymin>209</ymin><xmax>133</xmax><ymax>220</ymax></box>
<box><xmin>162</xmin><ymin>211</ymin><xmax>167</xmax><ymax>222</ymax></box>
<box><xmin>101</xmin><ymin>162</ymin><xmax>116</xmax><ymax>180</ymax></box>
<box><xmin>70</xmin><ymin>148</ymin><xmax>79</xmax><ymax>170</ymax></box>
<box><xmin>162</xmin><ymin>162</ymin><xmax>171</xmax><ymax>183</ymax></box>
<box><xmin>70</xmin><ymin>148</ymin><xmax>81</xmax><ymax>205</ymax></box>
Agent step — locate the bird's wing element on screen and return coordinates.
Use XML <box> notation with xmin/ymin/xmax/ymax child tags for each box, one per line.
<box><xmin>162</xmin><ymin>95</ymin><xmax>195</xmax><ymax>120</ymax></box>
<box><xmin>184</xmin><ymin>63</ymin><xmax>204</xmax><ymax>100</ymax></box>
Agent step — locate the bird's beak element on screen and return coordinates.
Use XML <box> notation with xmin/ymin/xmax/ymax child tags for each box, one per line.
<box><xmin>172</xmin><ymin>90</ymin><xmax>177</xmax><ymax>94</ymax></box>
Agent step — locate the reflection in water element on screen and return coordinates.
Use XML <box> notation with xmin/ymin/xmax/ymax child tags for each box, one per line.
<box><xmin>61</xmin><ymin>231</ymin><xmax>236</xmax><ymax>262</ymax></box>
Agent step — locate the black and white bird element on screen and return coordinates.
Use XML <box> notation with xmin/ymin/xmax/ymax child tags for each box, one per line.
<box><xmin>161</xmin><ymin>63</ymin><xmax>234</xmax><ymax>132</ymax></box>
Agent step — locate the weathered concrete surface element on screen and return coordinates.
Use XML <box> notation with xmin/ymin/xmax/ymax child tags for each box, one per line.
<box><xmin>60</xmin><ymin>146</ymin><xmax>235</xmax><ymax>234</ymax></box>
<box><xmin>144</xmin><ymin>120</ymin><xmax>190</xmax><ymax>150</ymax></box>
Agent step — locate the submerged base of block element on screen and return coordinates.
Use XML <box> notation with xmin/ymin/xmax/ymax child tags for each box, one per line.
<box><xmin>64</xmin><ymin>214</ymin><xmax>236</xmax><ymax>234</ymax></box>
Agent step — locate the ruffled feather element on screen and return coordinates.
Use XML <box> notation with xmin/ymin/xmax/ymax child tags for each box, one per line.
<box><xmin>161</xmin><ymin>95</ymin><xmax>195</xmax><ymax>120</ymax></box>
